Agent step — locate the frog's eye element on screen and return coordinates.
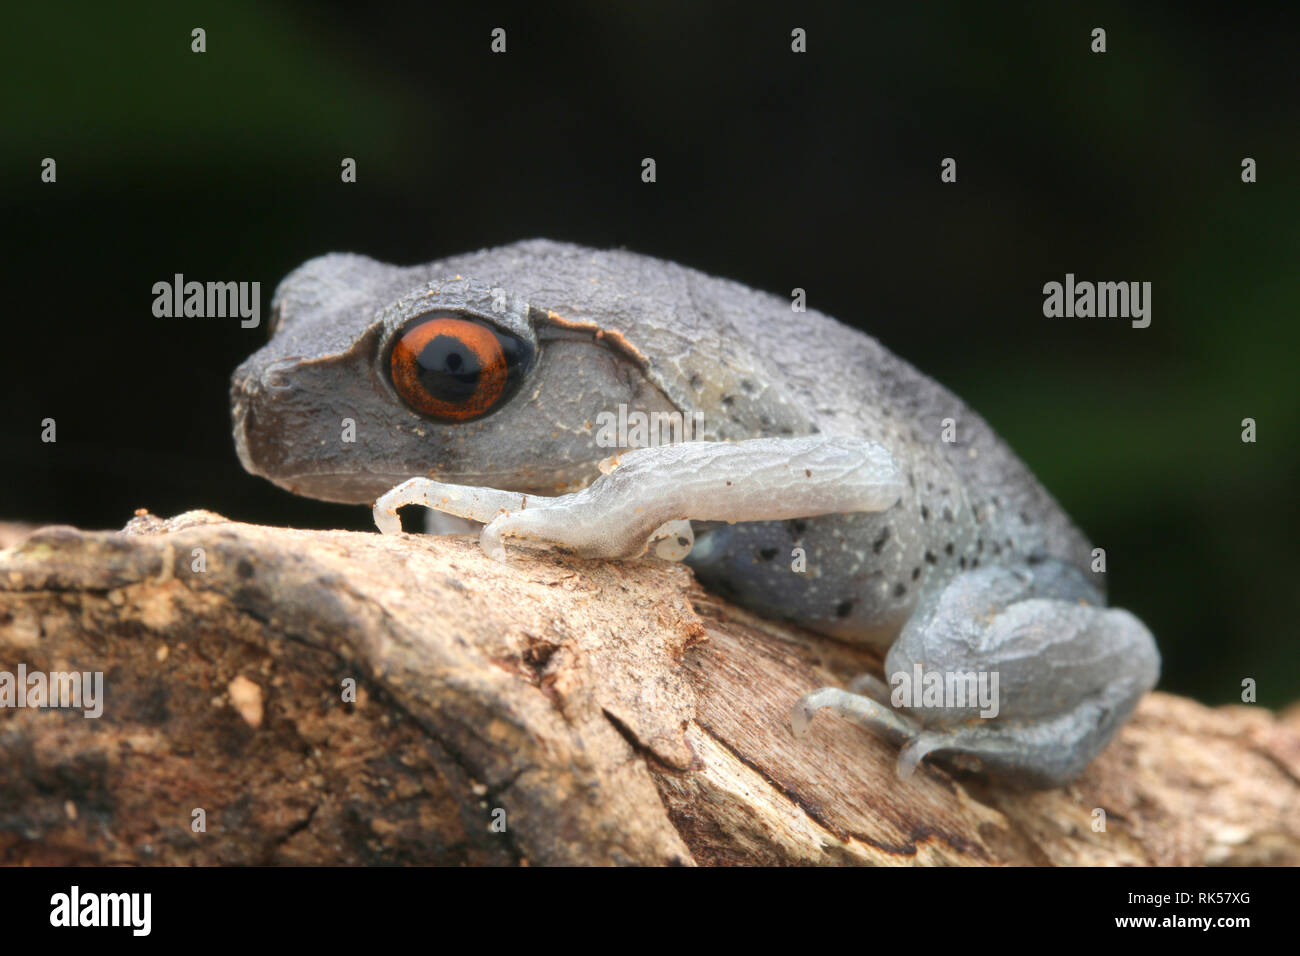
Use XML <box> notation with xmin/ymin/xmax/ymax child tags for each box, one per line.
<box><xmin>388</xmin><ymin>313</ymin><xmax>533</xmax><ymax>422</ymax></box>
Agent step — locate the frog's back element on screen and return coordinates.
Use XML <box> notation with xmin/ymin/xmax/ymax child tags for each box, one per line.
<box><xmin>492</xmin><ymin>241</ymin><xmax>1095</xmax><ymax>643</ymax></box>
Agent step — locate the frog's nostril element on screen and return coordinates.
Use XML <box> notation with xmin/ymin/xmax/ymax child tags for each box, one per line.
<box><xmin>232</xmin><ymin>398</ymin><xmax>259</xmax><ymax>474</ymax></box>
<box><xmin>262</xmin><ymin>357</ymin><xmax>301</xmax><ymax>390</ymax></box>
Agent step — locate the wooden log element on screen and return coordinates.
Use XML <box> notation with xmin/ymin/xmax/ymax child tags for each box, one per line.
<box><xmin>1</xmin><ymin>511</ymin><xmax>1296</xmax><ymax>866</ymax></box>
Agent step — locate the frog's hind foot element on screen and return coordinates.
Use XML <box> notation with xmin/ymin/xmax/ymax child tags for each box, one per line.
<box><xmin>792</xmin><ymin>684</ymin><xmax>1104</xmax><ymax>785</ymax></box>
<box><xmin>793</xmin><ymin>685</ymin><xmax>980</xmax><ymax>781</ymax></box>
<box><xmin>794</xmin><ymin>561</ymin><xmax>1159</xmax><ymax>789</ymax></box>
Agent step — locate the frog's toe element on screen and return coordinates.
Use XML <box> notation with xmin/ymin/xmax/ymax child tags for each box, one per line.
<box><xmin>897</xmin><ymin>732</ymin><xmax>950</xmax><ymax>779</ymax></box>
<box><xmin>791</xmin><ymin>686</ymin><xmax>917</xmax><ymax>744</ymax></box>
<box><xmin>893</xmin><ymin>727</ymin><xmax>1017</xmax><ymax>780</ymax></box>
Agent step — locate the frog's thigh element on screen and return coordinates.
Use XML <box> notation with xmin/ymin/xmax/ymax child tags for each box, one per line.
<box><xmin>796</xmin><ymin>562</ymin><xmax>1160</xmax><ymax>788</ymax></box>
<box><xmin>480</xmin><ymin>436</ymin><xmax>903</xmax><ymax>561</ymax></box>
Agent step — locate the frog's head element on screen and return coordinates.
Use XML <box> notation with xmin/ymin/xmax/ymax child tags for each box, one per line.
<box><xmin>231</xmin><ymin>248</ymin><xmax>680</xmax><ymax>503</ymax></box>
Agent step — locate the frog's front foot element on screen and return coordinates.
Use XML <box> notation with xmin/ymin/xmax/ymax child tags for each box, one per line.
<box><xmin>793</xmin><ymin>561</ymin><xmax>1160</xmax><ymax>788</ymax></box>
<box><xmin>374</xmin><ymin>436</ymin><xmax>902</xmax><ymax>562</ymax></box>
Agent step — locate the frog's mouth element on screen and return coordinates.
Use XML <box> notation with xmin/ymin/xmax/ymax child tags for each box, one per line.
<box><xmin>230</xmin><ymin>398</ymin><xmax>409</xmax><ymax>503</ymax></box>
<box><xmin>231</xmin><ymin>350</ymin><xmax>605</xmax><ymax>505</ymax></box>
<box><xmin>235</xmin><ymin>402</ymin><xmax>598</xmax><ymax>505</ymax></box>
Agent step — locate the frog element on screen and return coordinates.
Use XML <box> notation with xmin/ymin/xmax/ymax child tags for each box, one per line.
<box><xmin>230</xmin><ymin>238</ymin><xmax>1160</xmax><ymax>789</ymax></box>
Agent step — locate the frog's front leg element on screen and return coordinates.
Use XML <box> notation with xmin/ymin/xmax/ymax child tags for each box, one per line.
<box><xmin>374</xmin><ymin>436</ymin><xmax>903</xmax><ymax>562</ymax></box>
<box><xmin>794</xmin><ymin>562</ymin><xmax>1160</xmax><ymax>788</ymax></box>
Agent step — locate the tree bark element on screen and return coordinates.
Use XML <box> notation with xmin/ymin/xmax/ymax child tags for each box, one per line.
<box><xmin>1</xmin><ymin>511</ymin><xmax>1296</xmax><ymax>866</ymax></box>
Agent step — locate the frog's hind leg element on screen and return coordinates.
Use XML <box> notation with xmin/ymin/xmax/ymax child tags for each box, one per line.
<box><xmin>793</xmin><ymin>560</ymin><xmax>1159</xmax><ymax>788</ymax></box>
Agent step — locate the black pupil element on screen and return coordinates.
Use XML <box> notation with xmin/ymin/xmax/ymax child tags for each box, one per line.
<box><xmin>417</xmin><ymin>334</ymin><xmax>481</xmax><ymax>402</ymax></box>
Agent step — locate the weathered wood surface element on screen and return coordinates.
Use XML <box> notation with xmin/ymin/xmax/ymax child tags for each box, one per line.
<box><xmin>1</xmin><ymin>511</ymin><xmax>1296</xmax><ymax>866</ymax></box>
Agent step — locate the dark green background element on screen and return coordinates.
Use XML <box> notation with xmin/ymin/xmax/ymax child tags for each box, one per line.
<box><xmin>2</xmin><ymin>2</ymin><xmax>1296</xmax><ymax>706</ymax></box>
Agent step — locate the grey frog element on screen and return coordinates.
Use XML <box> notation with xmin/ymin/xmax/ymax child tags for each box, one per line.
<box><xmin>231</xmin><ymin>239</ymin><xmax>1159</xmax><ymax>788</ymax></box>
